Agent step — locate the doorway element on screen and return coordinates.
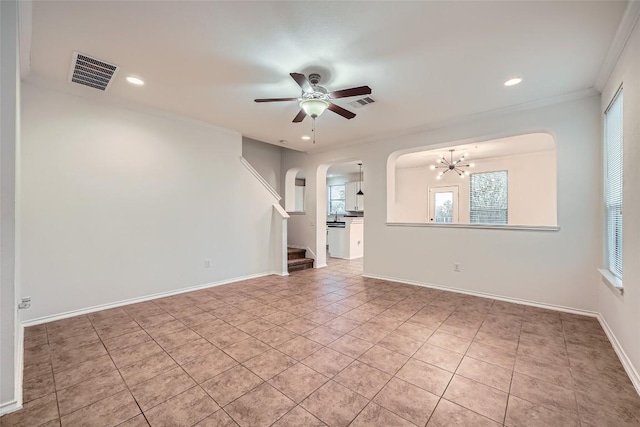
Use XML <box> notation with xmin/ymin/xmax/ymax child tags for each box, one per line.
<box><xmin>429</xmin><ymin>185</ymin><xmax>459</xmax><ymax>223</ymax></box>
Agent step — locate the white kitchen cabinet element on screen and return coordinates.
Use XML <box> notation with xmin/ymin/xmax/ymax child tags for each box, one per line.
<box><xmin>345</xmin><ymin>181</ymin><xmax>364</xmax><ymax>211</ymax></box>
<box><xmin>327</xmin><ymin>218</ymin><xmax>363</xmax><ymax>260</ymax></box>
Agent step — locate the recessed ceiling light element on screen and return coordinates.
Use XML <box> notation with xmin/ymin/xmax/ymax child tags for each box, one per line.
<box><xmin>126</xmin><ymin>76</ymin><xmax>144</xmax><ymax>86</ymax></box>
<box><xmin>504</xmin><ymin>77</ymin><xmax>522</xmax><ymax>87</ymax></box>
<box><xmin>279</xmin><ymin>139</ymin><xmax>288</xmax><ymax>144</ymax></box>
<box><xmin>301</xmin><ymin>135</ymin><xmax>311</xmax><ymax>140</ymax></box>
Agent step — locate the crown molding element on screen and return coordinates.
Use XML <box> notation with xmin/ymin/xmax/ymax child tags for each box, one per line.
<box><xmin>595</xmin><ymin>0</ymin><xmax>640</xmax><ymax>92</ymax></box>
<box><xmin>306</xmin><ymin>87</ymin><xmax>598</xmax><ymax>155</ymax></box>
<box><xmin>22</xmin><ymin>76</ymin><xmax>241</xmax><ymax>137</ymax></box>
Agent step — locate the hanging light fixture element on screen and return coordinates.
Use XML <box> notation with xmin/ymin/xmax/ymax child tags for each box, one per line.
<box><xmin>430</xmin><ymin>149</ymin><xmax>474</xmax><ymax>179</ymax></box>
<box><xmin>356</xmin><ymin>163</ymin><xmax>364</xmax><ymax>195</ymax></box>
<box><xmin>299</xmin><ymin>99</ymin><xmax>329</xmax><ymax>118</ymax></box>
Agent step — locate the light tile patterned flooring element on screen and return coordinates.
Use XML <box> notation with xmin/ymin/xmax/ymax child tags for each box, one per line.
<box><xmin>3</xmin><ymin>257</ymin><xmax>640</xmax><ymax>426</ymax></box>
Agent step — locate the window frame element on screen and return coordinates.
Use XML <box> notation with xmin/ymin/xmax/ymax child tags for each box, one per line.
<box><xmin>604</xmin><ymin>86</ymin><xmax>624</xmax><ymax>280</ymax></box>
<box><xmin>469</xmin><ymin>170</ymin><xmax>509</xmax><ymax>225</ymax></box>
<box><xmin>328</xmin><ymin>184</ymin><xmax>346</xmax><ymax>215</ymax></box>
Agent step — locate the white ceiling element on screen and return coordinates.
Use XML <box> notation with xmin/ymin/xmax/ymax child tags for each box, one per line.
<box><xmin>28</xmin><ymin>1</ymin><xmax>626</xmax><ymax>152</ymax></box>
<box><xmin>395</xmin><ymin>133</ymin><xmax>556</xmax><ymax>169</ymax></box>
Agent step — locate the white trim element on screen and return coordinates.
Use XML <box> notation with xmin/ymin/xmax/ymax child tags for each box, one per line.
<box><xmin>595</xmin><ymin>1</ymin><xmax>640</xmax><ymax>91</ymax></box>
<box><xmin>362</xmin><ymin>273</ymin><xmax>598</xmax><ymax>317</ymax></box>
<box><xmin>386</xmin><ymin>222</ymin><xmax>560</xmax><ymax>232</ymax></box>
<box><xmin>598</xmin><ymin>268</ymin><xmax>624</xmax><ymax>295</ymax></box>
<box><xmin>272</xmin><ymin>203</ymin><xmax>289</xmax><ymax>219</ymax></box>
<box><xmin>21</xmin><ymin>271</ymin><xmax>279</xmax><ymax>327</ymax></box>
<box><xmin>598</xmin><ymin>314</ymin><xmax>640</xmax><ymax>395</ymax></box>
<box><xmin>240</xmin><ymin>156</ymin><xmax>282</xmax><ymax>201</ymax></box>
<box><xmin>14</xmin><ymin>323</ymin><xmax>24</xmax><ymax>412</ymax></box>
<box><xmin>22</xmin><ymin>77</ymin><xmax>241</xmax><ymax>138</ymax></box>
<box><xmin>307</xmin><ymin>88</ymin><xmax>598</xmax><ymax>155</ymax></box>
<box><xmin>0</xmin><ymin>400</ymin><xmax>22</xmax><ymax>416</ymax></box>
<box><xmin>17</xmin><ymin>0</ymin><xmax>32</xmax><ymax>79</ymax></box>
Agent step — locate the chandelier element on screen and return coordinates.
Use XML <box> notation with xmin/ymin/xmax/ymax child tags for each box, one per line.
<box><xmin>430</xmin><ymin>149</ymin><xmax>474</xmax><ymax>179</ymax></box>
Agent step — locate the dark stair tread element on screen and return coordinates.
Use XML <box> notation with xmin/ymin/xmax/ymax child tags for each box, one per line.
<box><xmin>287</xmin><ymin>257</ymin><xmax>314</xmax><ymax>266</ymax></box>
<box><xmin>287</xmin><ymin>248</ymin><xmax>307</xmax><ymax>261</ymax></box>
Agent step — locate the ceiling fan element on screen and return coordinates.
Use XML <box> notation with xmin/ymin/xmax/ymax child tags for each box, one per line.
<box><xmin>254</xmin><ymin>73</ymin><xmax>372</xmax><ymax>123</ymax></box>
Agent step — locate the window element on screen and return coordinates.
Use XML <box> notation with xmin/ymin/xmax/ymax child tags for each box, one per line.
<box><xmin>470</xmin><ymin>171</ymin><xmax>508</xmax><ymax>224</ymax></box>
<box><xmin>429</xmin><ymin>186</ymin><xmax>459</xmax><ymax>223</ymax></box>
<box><xmin>329</xmin><ymin>185</ymin><xmax>346</xmax><ymax>215</ymax></box>
<box><xmin>605</xmin><ymin>89</ymin><xmax>623</xmax><ymax>279</ymax></box>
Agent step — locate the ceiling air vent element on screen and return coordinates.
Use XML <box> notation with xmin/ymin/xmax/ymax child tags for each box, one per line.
<box><xmin>68</xmin><ymin>52</ymin><xmax>119</xmax><ymax>91</ymax></box>
<box><xmin>348</xmin><ymin>96</ymin><xmax>375</xmax><ymax>109</ymax></box>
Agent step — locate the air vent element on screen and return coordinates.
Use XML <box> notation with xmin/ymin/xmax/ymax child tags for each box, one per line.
<box><xmin>348</xmin><ymin>96</ymin><xmax>376</xmax><ymax>109</ymax></box>
<box><xmin>68</xmin><ymin>52</ymin><xmax>119</xmax><ymax>91</ymax></box>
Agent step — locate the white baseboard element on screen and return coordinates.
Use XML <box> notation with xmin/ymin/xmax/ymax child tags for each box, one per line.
<box><xmin>364</xmin><ymin>273</ymin><xmax>640</xmax><ymax>396</ymax></box>
<box><xmin>22</xmin><ymin>271</ymin><xmax>279</xmax><ymax>327</ymax></box>
<box><xmin>362</xmin><ymin>273</ymin><xmax>598</xmax><ymax>317</ymax></box>
<box><xmin>0</xmin><ymin>400</ymin><xmax>22</xmax><ymax>416</ymax></box>
<box><xmin>597</xmin><ymin>314</ymin><xmax>640</xmax><ymax>395</ymax></box>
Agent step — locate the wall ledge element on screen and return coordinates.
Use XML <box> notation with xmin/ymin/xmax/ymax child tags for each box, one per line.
<box><xmin>386</xmin><ymin>222</ymin><xmax>560</xmax><ymax>232</ymax></box>
<box><xmin>598</xmin><ymin>268</ymin><xmax>624</xmax><ymax>295</ymax></box>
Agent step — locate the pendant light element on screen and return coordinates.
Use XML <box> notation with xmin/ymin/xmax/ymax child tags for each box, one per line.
<box><xmin>357</xmin><ymin>163</ymin><xmax>364</xmax><ymax>195</ymax></box>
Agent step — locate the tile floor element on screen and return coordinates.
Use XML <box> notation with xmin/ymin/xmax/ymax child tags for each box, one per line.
<box><xmin>2</xmin><ymin>257</ymin><xmax>640</xmax><ymax>426</ymax></box>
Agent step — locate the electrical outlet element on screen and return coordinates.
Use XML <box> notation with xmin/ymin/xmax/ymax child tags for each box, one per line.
<box><xmin>453</xmin><ymin>262</ymin><xmax>461</xmax><ymax>272</ymax></box>
<box><xmin>18</xmin><ymin>297</ymin><xmax>31</xmax><ymax>309</ymax></box>
<box><xmin>205</xmin><ymin>259</ymin><xmax>211</xmax><ymax>268</ymax></box>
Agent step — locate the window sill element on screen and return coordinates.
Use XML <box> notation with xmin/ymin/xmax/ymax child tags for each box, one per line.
<box><xmin>598</xmin><ymin>269</ymin><xmax>624</xmax><ymax>295</ymax></box>
<box><xmin>386</xmin><ymin>222</ymin><xmax>560</xmax><ymax>231</ymax></box>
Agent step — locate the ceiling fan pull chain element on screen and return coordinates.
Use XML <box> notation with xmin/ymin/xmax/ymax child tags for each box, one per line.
<box><xmin>312</xmin><ymin>118</ymin><xmax>316</xmax><ymax>144</ymax></box>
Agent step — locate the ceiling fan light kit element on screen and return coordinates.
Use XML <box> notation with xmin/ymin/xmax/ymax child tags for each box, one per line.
<box><xmin>299</xmin><ymin>99</ymin><xmax>329</xmax><ymax>118</ymax></box>
<box><xmin>432</xmin><ymin>149</ymin><xmax>474</xmax><ymax>179</ymax></box>
<box><xmin>254</xmin><ymin>72</ymin><xmax>372</xmax><ymax>143</ymax></box>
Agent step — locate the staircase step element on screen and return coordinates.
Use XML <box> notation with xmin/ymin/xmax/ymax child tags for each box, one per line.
<box><xmin>287</xmin><ymin>247</ymin><xmax>307</xmax><ymax>261</ymax></box>
<box><xmin>288</xmin><ymin>257</ymin><xmax>314</xmax><ymax>272</ymax></box>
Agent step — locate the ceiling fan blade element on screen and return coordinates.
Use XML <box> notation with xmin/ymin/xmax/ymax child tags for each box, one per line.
<box><xmin>254</xmin><ymin>97</ymin><xmax>298</xmax><ymax>103</ymax></box>
<box><xmin>292</xmin><ymin>109</ymin><xmax>307</xmax><ymax>123</ymax></box>
<box><xmin>329</xmin><ymin>86</ymin><xmax>372</xmax><ymax>99</ymax></box>
<box><xmin>290</xmin><ymin>73</ymin><xmax>314</xmax><ymax>93</ymax></box>
<box><xmin>328</xmin><ymin>103</ymin><xmax>356</xmax><ymax>119</ymax></box>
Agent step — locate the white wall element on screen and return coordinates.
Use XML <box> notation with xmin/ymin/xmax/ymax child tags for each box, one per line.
<box><xmin>598</xmin><ymin>16</ymin><xmax>640</xmax><ymax>384</ymax></box>
<box><xmin>283</xmin><ymin>95</ymin><xmax>601</xmax><ymax>311</ymax></box>
<box><xmin>20</xmin><ymin>84</ymin><xmax>283</xmax><ymax>321</ymax></box>
<box><xmin>1</xmin><ymin>0</ymin><xmax>21</xmax><ymax>413</ymax></box>
<box><xmin>395</xmin><ymin>150</ymin><xmax>557</xmax><ymax>225</ymax></box>
<box><xmin>242</xmin><ymin>137</ymin><xmax>283</xmax><ymax>196</ymax></box>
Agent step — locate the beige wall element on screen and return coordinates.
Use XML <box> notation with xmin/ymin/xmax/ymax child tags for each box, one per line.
<box><xmin>597</xmin><ymin>15</ymin><xmax>640</xmax><ymax>388</ymax></box>
<box><xmin>395</xmin><ymin>150</ymin><xmax>557</xmax><ymax>226</ymax></box>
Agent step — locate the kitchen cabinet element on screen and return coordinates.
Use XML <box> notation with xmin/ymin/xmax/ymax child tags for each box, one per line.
<box><xmin>328</xmin><ymin>218</ymin><xmax>363</xmax><ymax>259</ymax></box>
<box><xmin>345</xmin><ymin>181</ymin><xmax>364</xmax><ymax>212</ymax></box>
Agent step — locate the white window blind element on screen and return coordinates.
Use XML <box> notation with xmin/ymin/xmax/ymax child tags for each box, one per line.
<box><xmin>470</xmin><ymin>171</ymin><xmax>508</xmax><ymax>224</ymax></box>
<box><xmin>605</xmin><ymin>89</ymin><xmax>623</xmax><ymax>279</ymax></box>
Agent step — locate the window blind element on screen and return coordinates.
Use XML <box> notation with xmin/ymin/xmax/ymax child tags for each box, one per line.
<box><xmin>605</xmin><ymin>90</ymin><xmax>623</xmax><ymax>279</ymax></box>
<box><xmin>470</xmin><ymin>171</ymin><xmax>508</xmax><ymax>224</ymax></box>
